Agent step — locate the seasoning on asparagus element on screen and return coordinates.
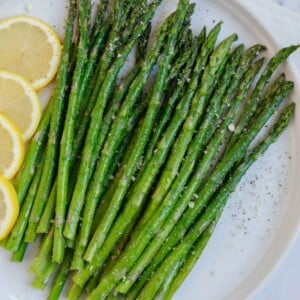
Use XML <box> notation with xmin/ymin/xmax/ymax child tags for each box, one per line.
<box><xmin>24</xmin><ymin>0</ymin><xmax>76</xmax><ymax>243</ymax></box>
<box><xmin>138</xmin><ymin>103</ymin><xmax>295</xmax><ymax>299</ymax></box>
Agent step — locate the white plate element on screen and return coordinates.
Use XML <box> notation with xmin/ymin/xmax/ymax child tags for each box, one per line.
<box><xmin>0</xmin><ymin>1</ymin><xmax>299</xmax><ymax>299</ymax></box>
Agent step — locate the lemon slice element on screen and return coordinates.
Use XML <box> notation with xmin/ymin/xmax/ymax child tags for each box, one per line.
<box><xmin>0</xmin><ymin>70</ymin><xmax>41</xmax><ymax>142</ymax></box>
<box><xmin>0</xmin><ymin>175</ymin><xmax>19</xmax><ymax>241</ymax></box>
<box><xmin>0</xmin><ymin>16</ymin><xmax>62</xmax><ymax>90</ymax></box>
<box><xmin>0</xmin><ymin>113</ymin><xmax>25</xmax><ymax>179</ymax></box>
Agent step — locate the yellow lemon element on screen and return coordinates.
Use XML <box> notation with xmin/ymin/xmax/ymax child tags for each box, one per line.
<box><xmin>0</xmin><ymin>16</ymin><xmax>62</xmax><ymax>90</ymax></box>
<box><xmin>0</xmin><ymin>70</ymin><xmax>41</xmax><ymax>142</ymax></box>
<box><xmin>0</xmin><ymin>175</ymin><xmax>19</xmax><ymax>240</ymax></box>
<box><xmin>0</xmin><ymin>113</ymin><xmax>25</xmax><ymax>179</ymax></box>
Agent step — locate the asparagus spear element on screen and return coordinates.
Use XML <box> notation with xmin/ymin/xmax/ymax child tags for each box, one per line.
<box><xmin>64</xmin><ymin>0</ymin><xmax>162</xmax><ymax>241</ymax></box>
<box><xmin>85</xmin><ymin>14</ymin><xmax>236</xmax><ymax>300</ymax></box>
<box><xmin>61</xmin><ymin>1</ymin><xmax>140</xmax><ymax>240</ymax></box>
<box><xmin>227</xmin><ymin>45</ymin><xmax>299</xmax><ymax>148</ymax></box>
<box><xmin>142</xmin><ymin>28</ymin><xmax>206</xmax><ymax>168</ymax></box>
<box><xmin>6</xmin><ymin>158</ymin><xmax>45</xmax><ymax>251</ymax></box>
<box><xmin>55</xmin><ymin>0</ymin><xmax>91</xmax><ymax>263</ymax></box>
<box><xmin>83</xmin><ymin>24</ymin><xmax>207</xmax><ymax>242</ymax></box>
<box><xmin>83</xmin><ymin>0</ymin><xmax>139</xmax><ymax>120</ymax></box>
<box><xmin>132</xmin><ymin>79</ymin><xmax>294</xmax><ymax>295</ymax></box>
<box><xmin>10</xmin><ymin>14</ymin><xmax>109</xmax><ymax>247</ymax></box>
<box><xmin>162</xmin><ymin>216</ymin><xmax>220</xmax><ymax>300</ymax></box>
<box><xmin>24</xmin><ymin>0</ymin><xmax>76</xmax><ymax>243</ymax></box>
<box><xmin>84</xmin><ymin>40</ymin><xmax>239</xmax><ymax>279</ymax></box>
<box><xmin>71</xmin><ymin>26</ymin><xmax>227</xmax><ymax>289</ymax></box>
<box><xmin>135</xmin><ymin>31</ymin><xmax>236</xmax><ymax>230</ymax></box>
<box><xmin>64</xmin><ymin>6</ymin><xmax>171</xmax><ymax>242</ymax></box>
<box><xmin>127</xmin><ymin>216</ymin><xmax>219</xmax><ymax>300</ymax></box>
<box><xmin>14</xmin><ymin>101</ymin><xmax>52</xmax><ymax>206</ymax></box>
<box><xmin>141</xmin><ymin>43</ymin><xmax>264</xmax><ymax>181</ymax></box>
<box><xmin>83</xmin><ymin>1</ymin><xmax>193</xmax><ymax>266</ymax></box>
<box><xmin>67</xmin><ymin>283</ymin><xmax>84</xmax><ymax>300</ymax></box>
<box><xmin>30</xmin><ymin>228</ymin><xmax>57</xmax><ymax>290</ymax></box>
<box><xmin>87</xmin><ymin>31</ymin><xmax>201</xmax><ymax>242</ymax></box>
<box><xmin>115</xmin><ymin>57</ymin><xmax>264</xmax><ymax>294</ymax></box>
<box><xmin>75</xmin><ymin>22</ymin><xmax>111</xmax><ymax>133</ymax></box>
<box><xmin>136</xmin><ymin>23</ymin><xmax>152</xmax><ymax>62</ymax></box>
<box><xmin>90</xmin><ymin>0</ymin><xmax>109</xmax><ymax>44</ymax></box>
<box><xmin>11</xmin><ymin>241</ymin><xmax>27</xmax><ymax>262</ymax></box>
<box><xmin>84</xmin><ymin>20</ymin><xmax>200</xmax><ymax>263</ymax></box>
<box><xmin>70</xmin><ymin>79</ymin><xmax>149</xmax><ymax>270</ymax></box>
<box><xmin>82</xmin><ymin>45</ymin><xmax>264</xmax><ymax>274</ymax></box>
<box><xmin>37</xmin><ymin>182</ymin><xmax>57</xmax><ymax>234</ymax></box>
<box><xmin>37</xmin><ymin>27</ymin><xmax>125</xmax><ymax>237</ymax></box>
<box><xmin>138</xmin><ymin>103</ymin><xmax>295</xmax><ymax>299</ymax></box>
<box><xmin>48</xmin><ymin>251</ymin><xmax>73</xmax><ymax>300</ymax></box>
<box><xmin>72</xmin><ymin>107</ymin><xmax>149</xmax><ymax>273</ymax></box>
<box><xmin>222</xmin><ymin>73</ymin><xmax>286</xmax><ymax>160</ymax></box>
<box><xmin>15</xmin><ymin>11</ymin><xmax>111</xmax><ymax>218</ymax></box>
<box><xmin>72</xmin><ymin>1</ymin><xmax>190</xmax><ymax>297</ymax></box>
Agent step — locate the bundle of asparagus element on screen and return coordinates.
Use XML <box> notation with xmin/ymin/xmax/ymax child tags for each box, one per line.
<box><xmin>2</xmin><ymin>0</ymin><xmax>298</xmax><ymax>299</ymax></box>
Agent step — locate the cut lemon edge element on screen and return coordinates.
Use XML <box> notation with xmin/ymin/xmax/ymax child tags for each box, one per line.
<box><xmin>0</xmin><ymin>15</ymin><xmax>62</xmax><ymax>90</ymax></box>
<box><xmin>0</xmin><ymin>175</ymin><xmax>19</xmax><ymax>241</ymax></box>
<box><xmin>0</xmin><ymin>114</ymin><xmax>25</xmax><ymax>179</ymax></box>
<box><xmin>0</xmin><ymin>70</ymin><xmax>41</xmax><ymax>142</ymax></box>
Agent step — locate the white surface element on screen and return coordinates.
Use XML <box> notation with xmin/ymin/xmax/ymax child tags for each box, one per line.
<box><xmin>246</xmin><ymin>1</ymin><xmax>300</xmax><ymax>300</ymax></box>
<box><xmin>0</xmin><ymin>1</ymin><xmax>299</xmax><ymax>300</ymax></box>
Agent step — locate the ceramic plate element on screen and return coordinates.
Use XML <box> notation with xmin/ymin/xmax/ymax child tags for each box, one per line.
<box><xmin>0</xmin><ymin>1</ymin><xmax>299</xmax><ymax>299</ymax></box>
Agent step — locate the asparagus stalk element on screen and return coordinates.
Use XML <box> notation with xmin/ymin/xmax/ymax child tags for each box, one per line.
<box><xmin>14</xmin><ymin>101</ymin><xmax>52</xmax><ymax>205</ymax></box>
<box><xmin>60</xmin><ymin>1</ymin><xmax>140</xmax><ymax>243</ymax></box>
<box><xmin>127</xmin><ymin>216</ymin><xmax>219</xmax><ymax>300</ymax></box>
<box><xmin>12</xmin><ymin>14</ymin><xmax>109</xmax><ymax>244</ymax></box>
<box><xmin>37</xmin><ymin>27</ymin><xmax>122</xmax><ymax>237</ymax></box>
<box><xmin>24</xmin><ymin>0</ymin><xmax>76</xmax><ymax>243</ymax></box>
<box><xmin>142</xmin><ymin>28</ymin><xmax>206</xmax><ymax>167</ymax></box>
<box><xmin>97</xmin><ymin>67</ymin><xmax>291</xmax><ymax>299</ymax></box>
<box><xmin>133</xmin><ymin>79</ymin><xmax>294</xmax><ymax>294</ymax></box>
<box><xmin>73</xmin><ymin>3</ymin><xmax>191</xmax><ymax>299</ymax></box>
<box><xmin>75</xmin><ymin>22</ymin><xmax>111</xmax><ymax>132</ymax></box>
<box><xmin>11</xmin><ymin>241</ymin><xmax>27</xmax><ymax>262</ymax></box>
<box><xmin>48</xmin><ymin>251</ymin><xmax>73</xmax><ymax>300</ymax></box>
<box><xmin>87</xmin><ymin>33</ymin><xmax>200</xmax><ymax>240</ymax></box>
<box><xmin>136</xmin><ymin>31</ymin><xmax>236</xmax><ymax>230</ymax></box>
<box><xmin>139</xmin><ymin>103</ymin><xmax>295</xmax><ymax>299</ymax></box>
<box><xmin>64</xmin><ymin>6</ymin><xmax>171</xmax><ymax>241</ymax></box>
<box><xmin>6</xmin><ymin>158</ymin><xmax>45</xmax><ymax>251</ymax></box>
<box><xmin>37</xmin><ymin>182</ymin><xmax>57</xmax><ymax>234</ymax></box>
<box><xmin>84</xmin><ymin>1</ymin><xmax>193</xmax><ymax>266</ymax></box>
<box><xmin>163</xmin><ymin>216</ymin><xmax>220</xmax><ymax>300</ymax></box>
<box><xmin>81</xmin><ymin>42</ymin><xmax>201</xmax><ymax>270</ymax></box>
<box><xmin>55</xmin><ymin>0</ymin><xmax>91</xmax><ymax>263</ymax></box>
<box><xmin>30</xmin><ymin>229</ymin><xmax>57</xmax><ymax>290</ymax></box>
<box><xmin>71</xmin><ymin>25</ymin><xmax>226</xmax><ymax>289</ymax></box>
<box><xmin>11</xmin><ymin>21</ymin><xmax>87</xmax><ymax>210</ymax></box>
<box><xmin>82</xmin><ymin>0</ymin><xmax>134</xmax><ymax>120</ymax></box>
<box><xmin>87</xmin><ymin>15</ymin><xmax>236</xmax><ymax>299</ymax></box>
<box><xmin>115</xmin><ymin>57</ymin><xmax>264</xmax><ymax>294</ymax></box>
<box><xmin>71</xmin><ymin>113</ymin><xmax>149</xmax><ymax>279</ymax></box>
<box><xmin>222</xmin><ymin>73</ymin><xmax>286</xmax><ymax>159</ymax></box>
<box><xmin>66</xmin><ymin>64</ymin><xmax>141</xmax><ymax>254</ymax></box>
<box><xmin>84</xmin><ymin>22</ymin><xmax>202</xmax><ymax>240</ymax></box>
<box><xmin>77</xmin><ymin>0</ymin><xmax>150</xmax><ymax>134</ymax></box>
<box><xmin>136</xmin><ymin>23</ymin><xmax>152</xmax><ymax>62</ymax></box>
<box><xmin>227</xmin><ymin>45</ymin><xmax>299</xmax><ymax>148</ymax></box>
<box><xmin>70</xmin><ymin>82</ymin><xmax>149</xmax><ymax>270</ymax></box>
<box><xmin>64</xmin><ymin>1</ymin><xmax>162</xmax><ymax>242</ymax></box>
<box><xmin>67</xmin><ymin>283</ymin><xmax>84</xmax><ymax>300</ymax></box>
<box><xmin>84</xmin><ymin>19</ymin><xmax>200</xmax><ymax>263</ymax></box>
<box><xmin>90</xmin><ymin>0</ymin><xmax>109</xmax><ymax>44</ymax></box>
